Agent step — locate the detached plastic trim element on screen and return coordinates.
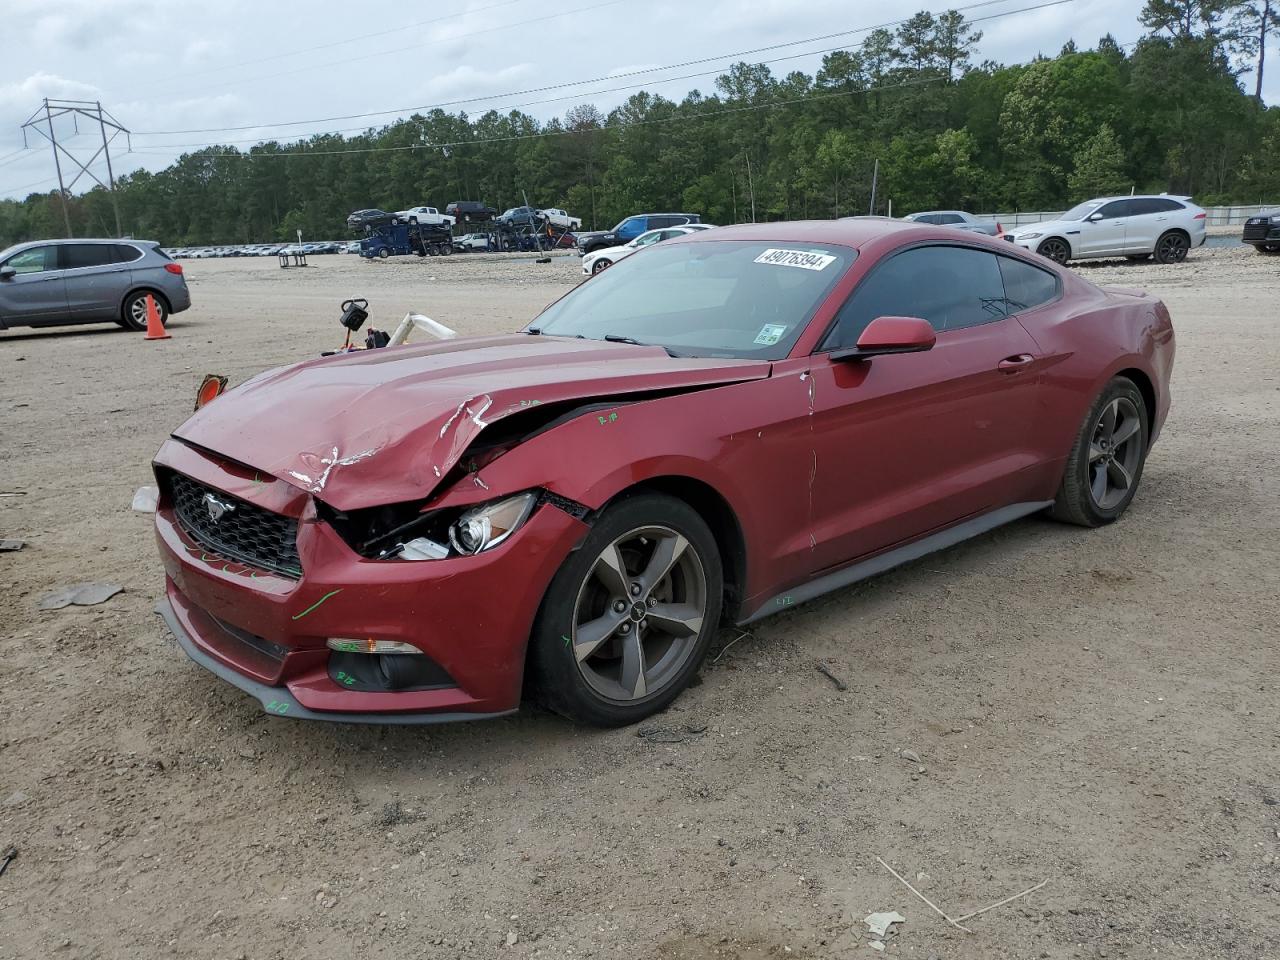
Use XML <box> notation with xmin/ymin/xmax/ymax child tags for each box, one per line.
<box><xmin>154</xmin><ymin>598</ymin><xmax>516</xmax><ymax>726</ymax></box>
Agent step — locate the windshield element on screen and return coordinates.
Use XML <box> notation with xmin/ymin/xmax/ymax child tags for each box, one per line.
<box><xmin>1061</xmin><ymin>200</ymin><xmax>1106</xmax><ymax>220</ymax></box>
<box><xmin>530</xmin><ymin>239</ymin><xmax>856</xmax><ymax>359</ymax></box>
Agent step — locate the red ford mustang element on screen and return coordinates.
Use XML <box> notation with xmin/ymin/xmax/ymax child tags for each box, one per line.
<box><xmin>153</xmin><ymin>219</ymin><xmax>1174</xmax><ymax>726</ymax></box>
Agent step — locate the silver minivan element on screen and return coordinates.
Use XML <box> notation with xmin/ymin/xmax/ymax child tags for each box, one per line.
<box><xmin>0</xmin><ymin>238</ymin><xmax>192</xmax><ymax>332</ymax></box>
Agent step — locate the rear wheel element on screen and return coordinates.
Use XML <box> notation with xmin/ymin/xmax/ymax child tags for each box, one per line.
<box><xmin>1154</xmin><ymin>230</ymin><xmax>1189</xmax><ymax>264</ymax></box>
<box><xmin>1051</xmin><ymin>377</ymin><xmax>1149</xmax><ymax>527</ymax></box>
<box><xmin>120</xmin><ymin>290</ymin><xmax>168</xmax><ymax>331</ymax></box>
<box><xmin>530</xmin><ymin>493</ymin><xmax>723</xmax><ymax>726</ymax></box>
<box><xmin>1036</xmin><ymin>237</ymin><xmax>1070</xmax><ymax>264</ymax></box>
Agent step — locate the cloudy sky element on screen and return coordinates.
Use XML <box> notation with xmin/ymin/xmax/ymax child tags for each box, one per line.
<box><xmin>0</xmin><ymin>0</ymin><xmax>1274</xmax><ymax>200</ymax></box>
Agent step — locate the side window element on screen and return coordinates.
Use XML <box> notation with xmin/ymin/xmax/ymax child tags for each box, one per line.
<box><xmin>1095</xmin><ymin>200</ymin><xmax>1133</xmax><ymax>219</ymax></box>
<box><xmin>3</xmin><ymin>246</ymin><xmax>54</xmax><ymax>274</ymax></box>
<box><xmin>113</xmin><ymin>244</ymin><xmax>144</xmax><ymax>263</ymax></box>
<box><xmin>824</xmin><ymin>246</ymin><xmax>1009</xmax><ymax>348</ymax></box>
<box><xmin>647</xmin><ymin>216</ymin><xmax>675</xmax><ymax>229</ymax></box>
<box><xmin>1150</xmin><ymin>198</ymin><xmax>1183</xmax><ymax>213</ymax></box>
<box><xmin>997</xmin><ymin>256</ymin><xmax>1059</xmax><ymax>313</ymax></box>
<box><xmin>939</xmin><ymin>213</ymin><xmax>965</xmax><ymax>224</ymax></box>
<box><xmin>62</xmin><ymin>244</ymin><xmax>118</xmax><ymax>269</ymax></box>
<box><xmin>912</xmin><ymin>214</ymin><xmax>939</xmax><ymax>224</ymax></box>
<box><xmin>617</xmin><ymin>217</ymin><xmax>645</xmax><ymax>239</ymax></box>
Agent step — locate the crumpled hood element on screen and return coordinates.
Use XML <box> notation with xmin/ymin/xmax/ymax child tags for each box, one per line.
<box><xmin>174</xmin><ymin>334</ymin><xmax>770</xmax><ymax>510</ymax></box>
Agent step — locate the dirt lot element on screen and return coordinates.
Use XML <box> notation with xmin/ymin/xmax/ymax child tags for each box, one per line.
<box><xmin>2</xmin><ymin>245</ymin><xmax>1278</xmax><ymax>960</ymax></box>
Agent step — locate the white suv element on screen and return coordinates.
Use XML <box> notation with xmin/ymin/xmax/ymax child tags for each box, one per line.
<box><xmin>1007</xmin><ymin>195</ymin><xmax>1206</xmax><ymax>265</ymax></box>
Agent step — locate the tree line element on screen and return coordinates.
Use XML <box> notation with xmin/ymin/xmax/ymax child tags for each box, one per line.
<box><xmin>1</xmin><ymin>0</ymin><xmax>1277</xmax><ymax>247</ymax></box>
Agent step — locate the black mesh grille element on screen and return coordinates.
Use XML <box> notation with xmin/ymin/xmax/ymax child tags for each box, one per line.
<box><xmin>1242</xmin><ymin>221</ymin><xmax>1272</xmax><ymax>241</ymax></box>
<box><xmin>169</xmin><ymin>473</ymin><xmax>302</xmax><ymax>577</ymax></box>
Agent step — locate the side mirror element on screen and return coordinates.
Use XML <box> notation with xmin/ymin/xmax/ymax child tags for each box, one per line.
<box><xmin>0</xmin><ymin>266</ymin><xmax>15</xmax><ymax>281</ymax></box>
<box><xmin>1086</xmin><ymin>212</ymin><xmax>1104</xmax><ymax>222</ymax></box>
<box><xmin>831</xmin><ymin>316</ymin><xmax>936</xmax><ymax>361</ymax></box>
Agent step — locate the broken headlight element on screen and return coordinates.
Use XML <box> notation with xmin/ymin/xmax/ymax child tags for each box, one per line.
<box><xmin>445</xmin><ymin>492</ymin><xmax>537</xmax><ymax>556</ymax></box>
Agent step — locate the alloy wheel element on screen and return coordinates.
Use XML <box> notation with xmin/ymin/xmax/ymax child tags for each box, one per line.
<box><xmin>130</xmin><ymin>296</ymin><xmax>161</xmax><ymax>327</ymax></box>
<box><xmin>1088</xmin><ymin>396</ymin><xmax>1143</xmax><ymax>510</ymax></box>
<box><xmin>1038</xmin><ymin>238</ymin><xmax>1069</xmax><ymax>264</ymax></box>
<box><xmin>570</xmin><ymin>525</ymin><xmax>708</xmax><ymax>702</ymax></box>
<box><xmin>1156</xmin><ymin>233</ymin><xmax>1188</xmax><ymax>263</ymax></box>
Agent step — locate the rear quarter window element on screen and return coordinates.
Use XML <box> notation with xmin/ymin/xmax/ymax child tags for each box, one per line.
<box><xmin>114</xmin><ymin>244</ymin><xmax>145</xmax><ymax>263</ymax></box>
<box><xmin>997</xmin><ymin>255</ymin><xmax>1059</xmax><ymax>312</ymax></box>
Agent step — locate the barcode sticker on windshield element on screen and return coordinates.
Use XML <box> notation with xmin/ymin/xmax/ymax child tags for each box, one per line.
<box><xmin>754</xmin><ymin>248</ymin><xmax>837</xmax><ymax>271</ymax></box>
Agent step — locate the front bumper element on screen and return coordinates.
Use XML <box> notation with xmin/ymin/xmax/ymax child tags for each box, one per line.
<box><xmin>153</xmin><ymin>439</ymin><xmax>590</xmax><ymax>722</ymax></box>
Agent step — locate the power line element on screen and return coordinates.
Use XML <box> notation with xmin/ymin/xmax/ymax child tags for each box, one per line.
<box><xmin>136</xmin><ymin>0</ymin><xmax>1076</xmax><ymax>153</ymax></box>
<box><xmin>132</xmin><ymin>0</ymin><xmax>1042</xmax><ymax>138</ymax></box>
<box><xmin>153</xmin><ymin>0</ymin><xmax>630</xmax><ymax>103</ymax></box>
<box><xmin>147</xmin><ymin>0</ymin><xmax>527</xmax><ymax>86</ymax></box>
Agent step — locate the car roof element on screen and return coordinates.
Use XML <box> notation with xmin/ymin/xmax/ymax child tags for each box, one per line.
<box><xmin>674</xmin><ymin>218</ymin><xmax>939</xmax><ymax>248</ymax></box>
<box><xmin>0</xmin><ymin>237</ymin><xmax>157</xmax><ymax>258</ymax></box>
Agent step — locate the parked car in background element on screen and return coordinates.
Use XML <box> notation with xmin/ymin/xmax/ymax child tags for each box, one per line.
<box><xmin>577</xmin><ymin>213</ymin><xmax>702</xmax><ymax>254</ymax></box>
<box><xmin>446</xmin><ymin>201</ymin><xmax>497</xmax><ymax>223</ymax></box>
<box><xmin>152</xmin><ymin>217</ymin><xmax>1173</xmax><ymax>726</ymax></box>
<box><xmin>347</xmin><ymin>209</ymin><xmax>397</xmax><ymax>231</ymax></box>
<box><xmin>1242</xmin><ymin>209</ymin><xmax>1280</xmax><ymax>253</ymax></box>
<box><xmin>540</xmin><ymin>208</ymin><xmax>582</xmax><ymax>230</ymax></box>
<box><xmin>456</xmin><ymin>233</ymin><xmax>493</xmax><ymax>252</ymax></box>
<box><xmin>904</xmin><ymin>210</ymin><xmax>1003</xmax><ymax>236</ymax></box>
<box><xmin>1006</xmin><ymin>195</ymin><xmax>1206</xmax><ymax>265</ymax></box>
<box><xmin>0</xmin><ymin>238</ymin><xmax>191</xmax><ymax>332</ymax></box>
<box><xmin>581</xmin><ymin>225</ymin><xmax>703</xmax><ymax>274</ymax></box>
<box><xmin>397</xmin><ymin>206</ymin><xmax>456</xmax><ymax>228</ymax></box>
<box><xmin>496</xmin><ymin>206</ymin><xmax>545</xmax><ymax>229</ymax></box>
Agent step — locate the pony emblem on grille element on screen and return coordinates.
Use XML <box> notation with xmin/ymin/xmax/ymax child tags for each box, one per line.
<box><xmin>203</xmin><ymin>492</ymin><xmax>236</xmax><ymax>524</ymax></box>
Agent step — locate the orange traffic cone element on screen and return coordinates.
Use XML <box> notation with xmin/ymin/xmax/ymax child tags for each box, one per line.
<box><xmin>143</xmin><ymin>294</ymin><xmax>170</xmax><ymax>340</ymax></box>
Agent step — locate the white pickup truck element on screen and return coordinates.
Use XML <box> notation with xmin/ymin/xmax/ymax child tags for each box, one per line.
<box><xmin>396</xmin><ymin>206</ymin><xmax>456</xmax><ymax>227</ymax></box>
<box><xmin>540</xmin><ymin>208</ymin><xmax>582</xmax><ymax>230</ymax></box>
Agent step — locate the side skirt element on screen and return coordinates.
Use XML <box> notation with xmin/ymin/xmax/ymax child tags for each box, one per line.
<box><xmin>739</xmin><ymin>500</ymin><xmax>1053</xmax><ymax>624</ymax></box>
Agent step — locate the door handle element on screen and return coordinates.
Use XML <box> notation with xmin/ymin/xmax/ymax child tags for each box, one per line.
<box><xmin>998</xmin><ymin>354</ymin><xmax>1035</xmax><ymax>372</ymax></box>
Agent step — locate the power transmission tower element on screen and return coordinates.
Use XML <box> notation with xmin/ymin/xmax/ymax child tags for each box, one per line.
<box><xmin>20</xmin><ymin>99</ymin><xmax>131</xmax><ymax>239</ymax></box>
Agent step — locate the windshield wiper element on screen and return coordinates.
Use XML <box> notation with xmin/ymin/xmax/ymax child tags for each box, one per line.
<box><xmin>602</xmin><ymin>333</ymin><xmax>678</xmax><ymax>357</ymax></box>
<box><xmin>526</xmin><ymin>327</ymin><xmax>540</xmax><ymax>335</ymax></box>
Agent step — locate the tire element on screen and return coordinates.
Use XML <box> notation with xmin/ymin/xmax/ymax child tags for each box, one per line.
<box><xmin>442</xmin><ymin>243</ymin><xmax>453</xmax><ymax>256</ymax></box>
<box><xmin>591</xmin><ymin>258</ymin><xmax>612</xmax><ymax>274</ymax></box>
<box><xmin>1050</xmin><ymin>377</ymin><xmax>1150</xmax><ymax>528</ymax></box>
<box><xmin>120</xmin><ymin>289</ymin><xmax>169</xmax><ymax>332</ymax></box>
<box><xmin>529</xmin><ymin>492</ymin><xmax>724</xmax><ymax>727</ymax></box>
<box><xmin>1036</xmin><ymin>237</ymin><xmax>1070</xmax><ymax>264</ymax></box>
<box><xmin>1154</xmin><ymin>230</ymin><xmax>1189</xmax><ymax>264</ymax></box>
<box><xmin>1258</xmin><ymin>243</ymin><xmax>1280</xmax><ymax>254</ymax></box>
<box><xmin>427</xmin><ymin>246</ymin><xmax>439</xmax><ymax>257</ymax></box>
<box><xmin>377</xmin><ymin>248</ymin><xmax>390</xmax><ymax>260</ymax></box>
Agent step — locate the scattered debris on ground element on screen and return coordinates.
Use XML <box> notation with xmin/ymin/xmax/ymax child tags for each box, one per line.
<box><xmin>131</xmin><ymin>485</ymin><xmax>159</xmax><ymax>513</ymax></box>
<box><xmin>37</xmin><ymin>582</ymin><xmax>124</xmax><ymax>610</ymax></box>
<box><xmin>0</xmin><ymin>846</ymin><xmax>17</xmax><ymax>878</ymax></box>
<box><xmin>0</xmin><ymin>539</ymin><xmax>25</xmax><ymax>552</ymax></box>
<box><xmin>814</xmin><ymin>661</ymin><xmax>848</xmax><ymax>690</ymax></box>
<box><xmin>636</xmin><ymin>723</ymin><xmax>708</xmax><ymax>743</ymax></box>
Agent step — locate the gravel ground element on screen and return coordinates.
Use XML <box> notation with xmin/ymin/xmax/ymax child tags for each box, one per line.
<box><xmin>1</xmin><ymin>244</ymin><xmax>1278</xmax><ymax>960</ymax></box>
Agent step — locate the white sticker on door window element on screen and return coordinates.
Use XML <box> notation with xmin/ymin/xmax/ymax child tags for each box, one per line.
<box><xmin>753</xmin><ymin>248</ymin><xmax>837</xmax><ymax>271</ymax></box>
<box><xmin>753</xmin><ymin>324</ymin><xmax>788</xmax><ymax>346</ymax></box>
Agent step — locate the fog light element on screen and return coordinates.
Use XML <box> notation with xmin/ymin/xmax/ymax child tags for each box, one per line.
<box><xmin>326</xmin><ymin>638</ymin><xmax>423</xmax><ymax>655</ymax></box>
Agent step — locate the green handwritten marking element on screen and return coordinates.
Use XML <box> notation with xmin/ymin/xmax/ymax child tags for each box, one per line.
<box><xmin>251</xmin><ymin>472</ymin><xmax>265</xmax><ymax>485</ymax></box>
<box><xmin>201</xmin><ymin>553</ymin><xmax>215</xmax><ymax>563</ymax></box>
<box><xmin>250</xmin><ymin>572</ymin><xmax>260</xmax><ymax>580</ymax></box>
<box><xmin>597</xmin><ymin>411</ymin><xmax>620</xmax><ymax>426</ymax></box>
<box><xmin>335</xmin><ymin>671</ymin><xmax>357</xmax><ymax>686</ymax></box>
<box><xmin>265</xmin><ymin>700</ymin><xmax>290</xmax><ymax>715</ymax></box>
<box><xmin>222</xmin><ymin>564</ymin><xmax>233</xmax><ymax>573</ymax></box>
<box><xmin>291</xmin><ymin>588</ymin><xmax>342</xmax><ymax>621</ymax></box>
<box><xmin>330</xmin><ymin>640</ymin><xmax>362</xmax><ymax>653</ymax></box>
<box><xmin>775</xmin><ymin>596</ymin><xmax>794</xmax><ymax>607</ymax></box>
<box><xmin>562</xmin><ymin>634</ymin><xmax>572</xmax><ymax>648</ymax></box>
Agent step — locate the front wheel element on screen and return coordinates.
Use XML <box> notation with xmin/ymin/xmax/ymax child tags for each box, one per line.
<box><xmin>1154</xmin><ymin>231</ymin><xmax>1189</xmax><ymax>264</ymax></box>
<box><xmin>591</xmin><ymin>258</ymin><xmax>612</xmax><ymax>274</ymax></box>
<box><xmin>1051</xmin><ymin>377</ymin><xmax>1150</xmax><ymax>527</ymax></box>
<box><xmin>1036</xmin><ymin>237</ymin><xmax>1070</xmax><ymax>264</ymax></box>
<box><xmin>529</xmin><ymin>493</ymin><xmax>723</xmax><ymax>726</ymax></box>
<box><xmin>377</xmin><ymin>248</ymin><xmax>390</xmax><ymax>260</ymax></box>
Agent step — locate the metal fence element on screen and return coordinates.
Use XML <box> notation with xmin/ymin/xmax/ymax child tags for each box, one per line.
<box><xmin>981</xmin><ymin>204</ymin><xmax>1277</xmax><ymax>228</ymax></box>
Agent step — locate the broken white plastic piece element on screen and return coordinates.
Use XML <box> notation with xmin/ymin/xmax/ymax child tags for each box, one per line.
<box><xmin>131</xmin><ymin>485</ymin><xmax>159</xmax><ymax>513</ymax></box>
<box><xmin>863</xmin><ymin>911</ymin><xmax>906</xmax><ymax>938</ymax></box>
<box><xmin>389</xmin><ymin>312</ymin><xmax>457</xmax><ymax>346</ymax></box>
<box><xmin>398</xmin><ymin>537</ymin><xmax>450</xmax><ymax>561</ymax></box>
